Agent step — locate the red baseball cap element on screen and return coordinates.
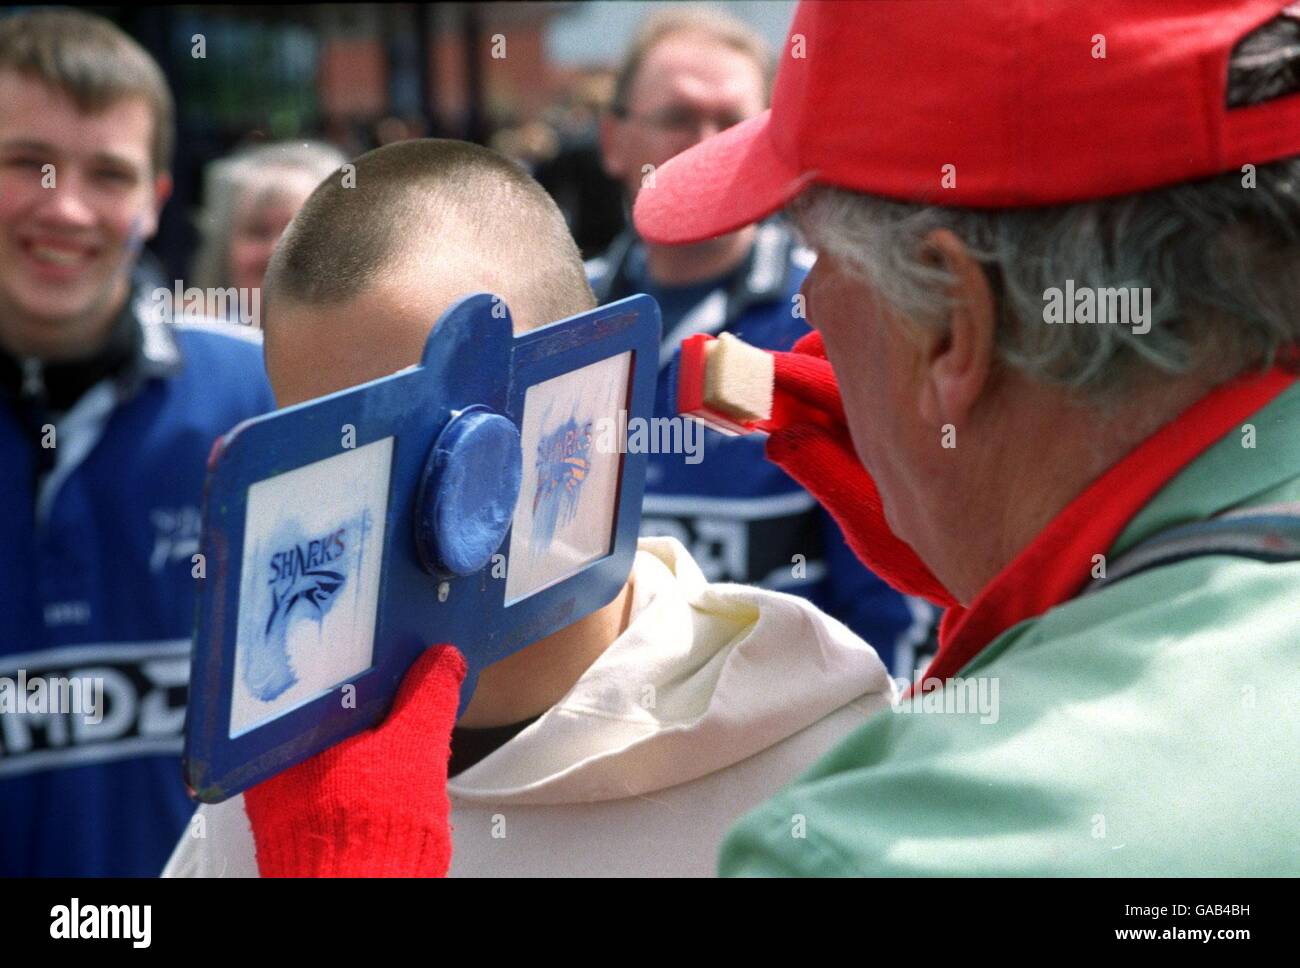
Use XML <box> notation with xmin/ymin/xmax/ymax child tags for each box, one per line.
<box><xmin>634</xmin><ymin>0</ymin><xmax>1300</xmax><ymax>245</ymax></box>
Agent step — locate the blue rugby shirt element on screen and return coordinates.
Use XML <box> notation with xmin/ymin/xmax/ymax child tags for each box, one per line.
<box><xmin>0</xmin><ymin>285</ymin><xmax>274</xmax><ymax>876</ymax></box>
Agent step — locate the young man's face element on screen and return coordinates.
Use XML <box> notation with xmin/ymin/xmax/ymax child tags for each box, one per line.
<box><xmin>601</xmin><ymin>31</ymin><xmax>766</xmax><ymax>203</ymax></box>
<box><xmin>0</xmin><ymin>70</ymin><xmax>170</xmax><ymax>359</ymax></box>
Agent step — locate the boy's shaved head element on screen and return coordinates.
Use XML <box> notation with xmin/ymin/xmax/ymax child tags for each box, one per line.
<box><xmin>263</xmin><ymin>139</ymin><xmax>596</xmax><ymax>406</ymax></box>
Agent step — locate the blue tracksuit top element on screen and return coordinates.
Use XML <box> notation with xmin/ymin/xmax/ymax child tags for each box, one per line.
<box><xmin>0</xmin><ymin>286</ymin><xmax>275</xmax><ymax>875</ymax></box>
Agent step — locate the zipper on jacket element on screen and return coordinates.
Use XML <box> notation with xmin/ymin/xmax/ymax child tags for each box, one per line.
<box><xmin>20</xmin><ymin>355</ymin><xmax>58</xmax><ymax>486</ymax></box>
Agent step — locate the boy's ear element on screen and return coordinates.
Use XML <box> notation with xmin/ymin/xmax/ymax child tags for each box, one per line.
<box><xmin>914</xmin><ymin>228</ymin><xmax>996</xmax><ymax>430</ymax></box>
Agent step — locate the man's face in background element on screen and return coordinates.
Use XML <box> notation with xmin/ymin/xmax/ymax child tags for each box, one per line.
<box><xmin>601</xmin><ymin>30</ymin><xmax>767</xmax><ymax>204</ymax></box>
<box><xmin>0</xmin><ymin>70</ymin><xmax>170</xmax><ymax>360</ymax></box>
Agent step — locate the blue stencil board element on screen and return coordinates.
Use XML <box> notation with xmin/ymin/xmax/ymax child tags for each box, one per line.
<box><xmin>183</xmin><ymin>293</ymin><xmax>660</xmax><ymax>803</ymax></box>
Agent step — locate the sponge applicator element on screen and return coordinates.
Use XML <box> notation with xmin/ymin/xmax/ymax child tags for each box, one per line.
<box><xmin>676</xmin><ymin>332</ymin><xmax>774</xmax><ymax>435</ymax></box>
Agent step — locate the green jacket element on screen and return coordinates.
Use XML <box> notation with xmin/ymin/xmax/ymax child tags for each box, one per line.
<box><xmin>720</xmin><ymin>382</ymin><xmax>1300</xmax><ymax>876</ymax></box>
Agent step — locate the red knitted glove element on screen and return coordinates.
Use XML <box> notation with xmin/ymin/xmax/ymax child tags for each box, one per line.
<box><xmin>760</xmin><ymin>331</ymin><xmax>958</xmax><ymax>609</ymax></box>
<box><xmin>243</xmin><ymin>644</ymin><xmax>466</xmax><ymax>877</ymax></box>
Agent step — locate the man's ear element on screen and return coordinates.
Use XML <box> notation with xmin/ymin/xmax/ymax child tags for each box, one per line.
<box><xmin>141</xmin><ymin>170</ymin><xmax>173</xmax><ymax>240</ymax></box>
<box><xmin>598</xmin><ymin>113</ymin><xmax>626</xmax><ymax>180</ymax></box>
<box><xmin>914</xmin><ymin>228</ymin><xmax>996</xmax><ymax>429</ymax></box>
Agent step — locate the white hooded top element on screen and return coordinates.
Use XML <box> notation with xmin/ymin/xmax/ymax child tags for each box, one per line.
<box><xmin>164</xmin><ymin>537</ymin><xmax>894</xmax><ymax>877</ymax></box>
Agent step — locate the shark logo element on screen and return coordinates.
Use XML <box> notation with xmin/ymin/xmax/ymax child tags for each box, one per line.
<box><xmin>242</xmin><ymin>518</ymin><xmax>367</xmax><ymax>702</ymax></box>
<box><xmin>265</xmin><ymin>567</ymin><xmax>345</xmax><ymax>636</ymax></box>
<box><xmin>531</xmin><ymin>416</ymin><xmax>592</xmax><ymax>552</ymax></box>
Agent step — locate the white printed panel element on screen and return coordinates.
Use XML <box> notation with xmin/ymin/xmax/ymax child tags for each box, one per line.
<box><xmin>504</xmin><ymin>352</ymin><xmax>631</xmax><ymax>604</ymax></box>
<box><xmin>229</xmin><ymin>437</ymin><xmax>393</xmax><ymax>737</ymax></box>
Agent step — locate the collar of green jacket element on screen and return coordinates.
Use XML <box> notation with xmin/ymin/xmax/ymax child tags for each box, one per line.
<box><xmin>1110</xmin><ymin>378</ymin><xmax>1300</xmax><ymax>558</ymax></box>
<box><xmin>926</xmin><ymin>366</ymin><xmax>1299</xmax><ymax>684</ymax></box>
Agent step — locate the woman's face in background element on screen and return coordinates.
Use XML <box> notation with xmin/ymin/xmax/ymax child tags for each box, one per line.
<box><xmin>228</xmin><ymin>169</ymin><xmax>319</xmax><ymax>305</ymax></box>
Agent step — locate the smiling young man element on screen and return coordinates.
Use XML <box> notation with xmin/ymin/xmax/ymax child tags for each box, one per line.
<box><xmin>0</xmin><ymin>10</ymin><xmax>274</xmax><ymax>876</ymax></box>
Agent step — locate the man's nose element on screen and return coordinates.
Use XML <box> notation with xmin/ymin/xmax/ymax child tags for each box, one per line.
<box><xmin>33</xmin><ymin>173</ymin><xmax>98</xmax><ymax>226</ymax></box>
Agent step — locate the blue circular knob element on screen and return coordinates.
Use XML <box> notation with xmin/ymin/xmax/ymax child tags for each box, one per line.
<box><xmin>415</xmin><ymin>408</ymin><xmax>522</xmax><ymax>577</ymax></box>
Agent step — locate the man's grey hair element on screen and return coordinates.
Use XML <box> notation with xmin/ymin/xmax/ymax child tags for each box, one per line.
<box><xmin>791</xmin><ymin>15</ymin><xmax>1300</xmax><ymax>398</ymax></box>
<box><xmin>190</xmin><ymin>140</ymin><xmax>347</xmax><ymax>292</ymax></box>
<box><xmin>791</xmin><ymin>156</ymin><xmax>1300</xmax><ymax>396</ymax></box>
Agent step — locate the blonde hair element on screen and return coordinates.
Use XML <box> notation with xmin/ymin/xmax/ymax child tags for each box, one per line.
<box><xmin>190</xmin><ymin>140</ymin><xmax>347</xmax><ymax>292</ymax></box>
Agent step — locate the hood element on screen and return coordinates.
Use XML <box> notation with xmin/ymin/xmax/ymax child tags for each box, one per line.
<box><xmin>449</xmin><ymin>536</ymin><xmax>893</xmax><ymax>805</ymax></box>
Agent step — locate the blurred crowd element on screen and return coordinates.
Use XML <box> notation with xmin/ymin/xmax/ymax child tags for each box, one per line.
<box><xmin>184</xmin><ymin>55</ymin><xmax>627</xmax><ymax>320</ymax></box>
